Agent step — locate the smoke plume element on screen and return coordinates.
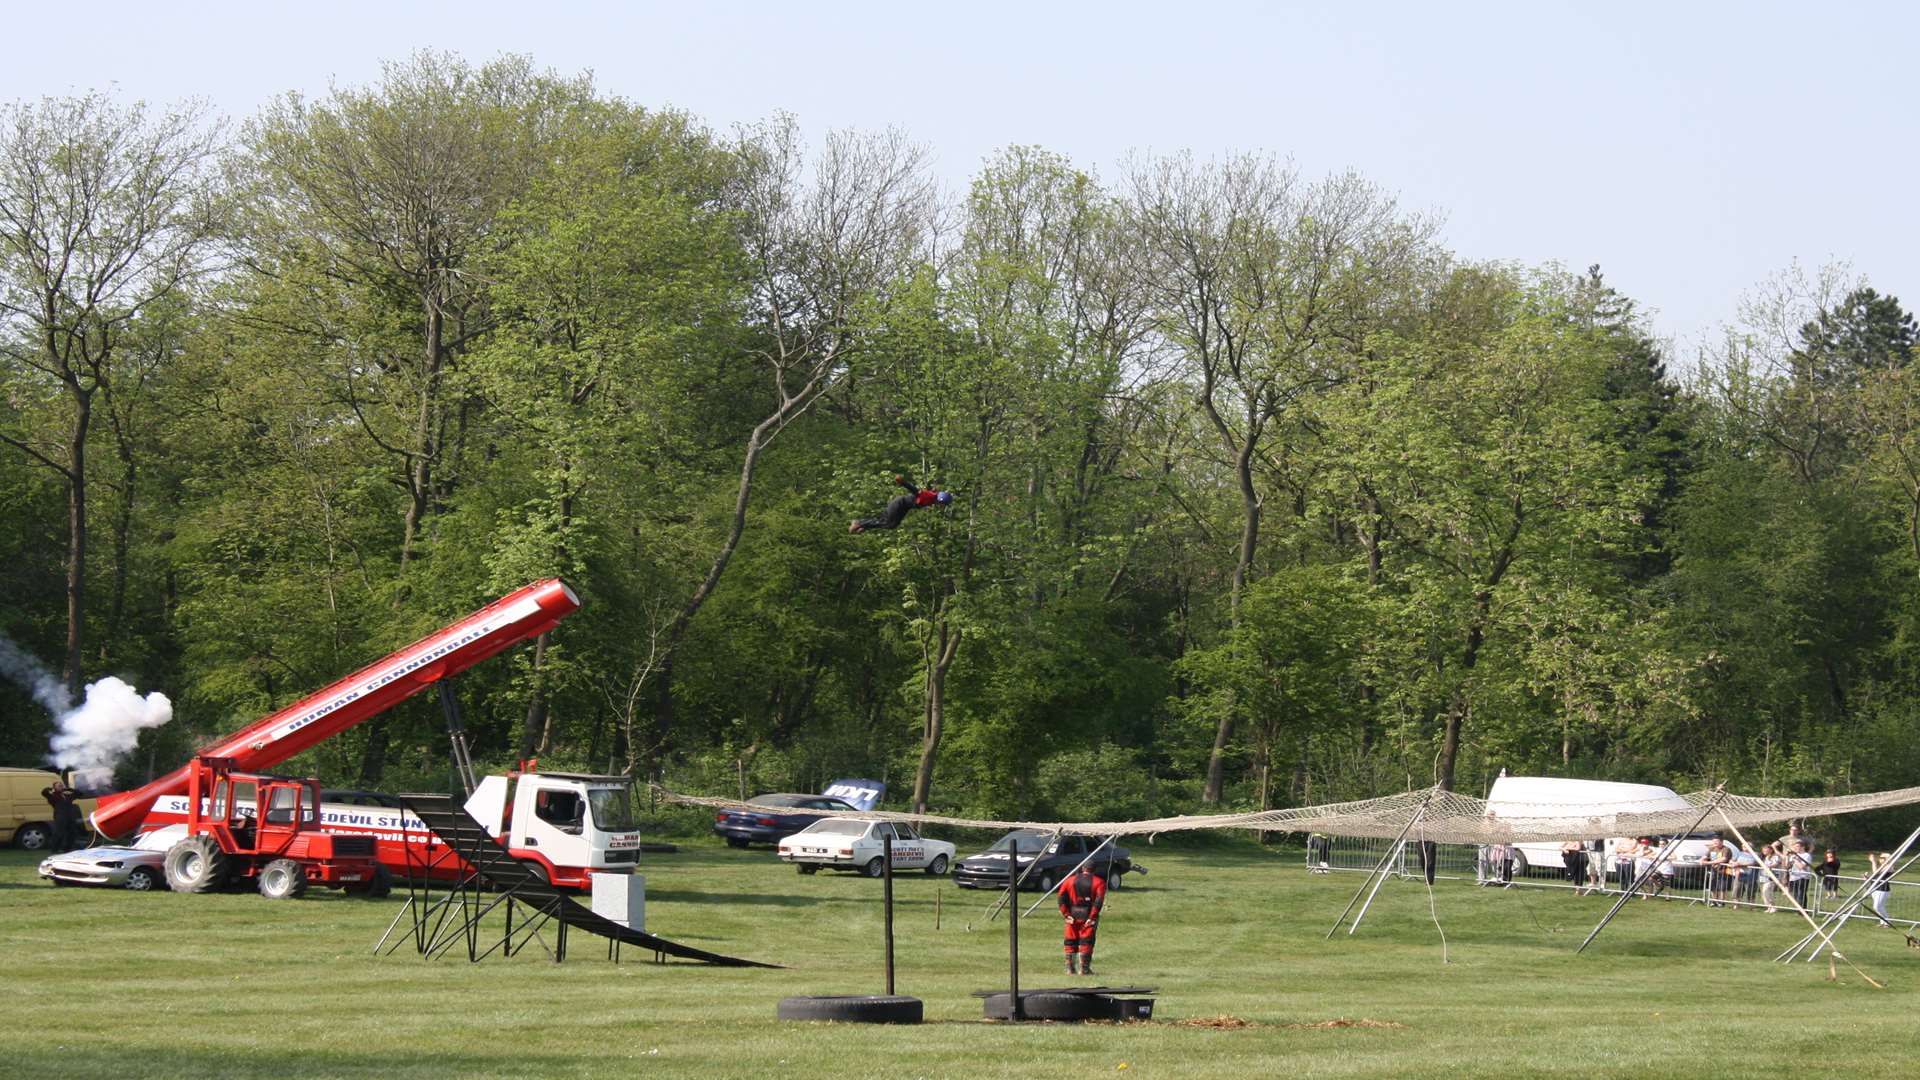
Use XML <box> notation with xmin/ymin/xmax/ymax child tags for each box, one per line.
<box><xmin>48</xmin><ymin>677</ymin><xmax>174</xmax><ymax>774</ymax></box>
<box><xmin>0</xmin><ymin>633</ymin><xmax>72</xmax><ymax>717</ymax></box>
<box><xmin>0</xmin><ymin>634</ymin><xmax>173</xmax><ymax>784</ymax></box>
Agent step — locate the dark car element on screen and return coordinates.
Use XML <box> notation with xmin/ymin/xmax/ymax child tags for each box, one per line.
<box><xmin>952</xmin><ymin>829</ymin><xmax>1138</xmax><ymax>892</ymax></box>
<box><xmin>712</xmin><ymin>793</ymin><xmax>862</xmax><ymax>848</ymax></box>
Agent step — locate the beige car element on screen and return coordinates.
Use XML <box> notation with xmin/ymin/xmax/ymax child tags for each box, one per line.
<box><xmin>1</xmin><ymin>767</ymin><xmax>99</xmax><ymax>850</ymax></box>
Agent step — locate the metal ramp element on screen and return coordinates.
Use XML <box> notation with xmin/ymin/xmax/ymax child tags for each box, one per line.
<box><xmin>375</xmin><ymin>792</ymin><xmax>775</xmax><ymax>967</ymax></box>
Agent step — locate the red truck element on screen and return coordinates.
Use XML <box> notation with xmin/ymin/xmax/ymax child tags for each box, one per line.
<box><xmin>91</xmin><ymin>579</ymin><xmax>641</xmax><ymax>891</ymax></box>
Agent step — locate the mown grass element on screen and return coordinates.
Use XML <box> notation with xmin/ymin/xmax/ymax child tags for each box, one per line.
<box><xmin>4</xmin><ymin>836</ymin><xmax>1917</xmax><ymax>1079</ymax></box>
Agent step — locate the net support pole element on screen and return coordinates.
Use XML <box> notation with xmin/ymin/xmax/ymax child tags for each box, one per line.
<box><xmin>1577</xmin><ymin>786</ymin><xmax>1727</xmax><ymax>955</ymax></box>
<box><xmin>883</xmin><ymin>833</ymin><xmax>896</xmax><ymax>996</ymax></box>
<box><xmin>1327</xmin><ymin>790</ymin><xmax>1434</xmax><ymax>940</ymax></box>
<box><xmin>1780</xmin><ymin>827</ymin><xmax>1920</xmax><ymax>962</ymax></box>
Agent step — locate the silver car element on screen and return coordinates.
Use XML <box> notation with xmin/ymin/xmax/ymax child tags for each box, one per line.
<box><xmin>37</xmin><ymin>825</ymin><xmax>184</xmax><ymax>891</ymax></box>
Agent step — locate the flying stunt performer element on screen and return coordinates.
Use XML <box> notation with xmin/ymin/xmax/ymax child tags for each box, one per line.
<box><xmin>849</xmin><ymin>473</ymin><xmax>952</xmax><ymax>533</ymax></box>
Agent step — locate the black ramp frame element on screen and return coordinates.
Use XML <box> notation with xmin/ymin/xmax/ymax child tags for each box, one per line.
<box><xmin>381</xmin><ymin>792</ymin><xmax>777</xmax><ymax>968</ymax></box>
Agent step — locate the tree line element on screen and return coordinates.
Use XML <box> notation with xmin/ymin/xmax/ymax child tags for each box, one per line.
<box><xmin>3</xmin><ymin>54</ymin><xmax>1916</xmax><ymax>836</ymax></box>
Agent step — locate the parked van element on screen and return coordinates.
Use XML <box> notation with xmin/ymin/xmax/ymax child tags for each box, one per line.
<box><xmin>1485</xmin><ymin>774</ymin><xmax>1697</xmax><ymax>879</ymax></box>
<box><xmin>2</xmin><ymin>767</ymin><xmax>100</xmax><ymax>850</ymax></box>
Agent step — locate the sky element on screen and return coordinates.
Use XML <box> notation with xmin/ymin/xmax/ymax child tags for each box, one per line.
<box><xmin>4</xmin><ymin>2</ymin><xmax>1912</xmax><ymax>356</ymax></box>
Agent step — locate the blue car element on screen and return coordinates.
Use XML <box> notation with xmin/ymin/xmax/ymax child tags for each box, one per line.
<box><xmin>712</xmin><ymin>793</ymin><xmax>862</xmax><ymax>848</ymax></box>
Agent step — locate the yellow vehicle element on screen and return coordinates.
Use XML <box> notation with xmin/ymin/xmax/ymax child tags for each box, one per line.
<box><xmin>2</xmin><ymin>767</ymin><xmax>99</xmax><ymax>850</ymax></box>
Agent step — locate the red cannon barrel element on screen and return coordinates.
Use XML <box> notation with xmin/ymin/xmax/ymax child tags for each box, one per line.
<box><xmin>90</xmin><ymin>579</ymin><xmax>580</xmax><ymax>839</ymax></box>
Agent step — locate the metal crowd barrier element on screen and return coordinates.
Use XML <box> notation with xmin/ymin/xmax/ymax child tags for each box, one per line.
<box><xmin>1303</xmin><ymin>838</ymin><xmax>1917</xmax><ymax>926</ymax></box>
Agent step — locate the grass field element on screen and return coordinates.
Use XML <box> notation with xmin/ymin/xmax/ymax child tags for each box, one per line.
<box><xmin>4</xmin><ymin>836</ymin><xmax>1917</xmax><ymax>1079</ymax></box>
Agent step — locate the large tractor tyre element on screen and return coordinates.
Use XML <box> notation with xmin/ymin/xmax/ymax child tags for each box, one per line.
<box><xmin>363</xmin><ymin>864</ymin><xmax>393</xmax><ymax>899</ymax></box>
<box><xmin>926</xmin><ymin>854</ymin><xmax>950</xmax><ymax>876</ymax></box>
<box><xmin>981</xmin><ymin>991</ymin><xmax>1119</xmax><ymax>1022</ymax></box>
<box><xmin>125</xmin><ymin>866</ymin><xmax>164</xmax><ymax>892</ymax></box>
<box><xmin>776</xmin><ymin>995</ymin><xmax>923</xmax><ymax>1024</ymax></box>
<box><xmin>258</xmin><ymin>858</ymin><xmax>309</xmax><ymax>900</ymax></box>
<box><xmin>863</xmin><ymin>857</ymin><xmax>887</xmax><ymax>878</ymax></box>
<box><xmin>343</xmin><ymin>864</ymin><xmax>392</xmax><ymax>899</ymax></box>
<box><xmin>15</xmin><ymin>822</ymin><xmax>52</xmax><ymax>851</ymax></box>
<box><xmin>164</xmin><ymin>834</ymin><xmax>232</xmax><ymax>894</ymax></box>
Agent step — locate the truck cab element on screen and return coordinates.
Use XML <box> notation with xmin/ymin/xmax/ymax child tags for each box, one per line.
<box><xmin>464</xmin><ymin>770</ymin><xmax>641</xmax><ymax>888</ymax></box>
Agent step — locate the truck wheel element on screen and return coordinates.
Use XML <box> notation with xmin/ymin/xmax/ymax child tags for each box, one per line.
<box><xmin>164</xmin><ymin>834</ymin><xmax>232</xmax><ymax>893</ymax></box>
<box><xmin>345</xmin><ymin>864</ymin><xmax>392</xmax><ymax>899</ymax></box>
<box><xmin>125</xmin><ymin>866</ymin><xmax>164</xmax><ymax>892</ymax></box>
<box><xmin>864</xmin><ymin>857</ymin><xmax>886</xmax><ymax>878</ymax></box>
<box><xmin>258</xmin><ymin>858</ymin><xmax>308</xmax><ymax>900</ymax></box>
<box><xmin>1035</xmin><ymin>872</ymin><xmax>1055</xmax><ymax>894</ymax></box>
<box><xmin>1106</xmin><ymin>869</ymin><xmax>1124</xmax><ymax>891</ymax></box>
<box><xmin>926</xmin><ymin>854</ymin><xmax>949</xmax><ymax>876</ymax></box>
<box><xmin>15</xmin><ymin>822</ymin><xmax>52</xmax><ymax>851</ymax></box>
<box><xmin>777</xmin><ymin>995</ymin><xmax>923</xmax><ymax>1024</ymax></box>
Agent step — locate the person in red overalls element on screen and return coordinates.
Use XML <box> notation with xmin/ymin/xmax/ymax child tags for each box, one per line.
<box><xmin>1058</xmin><ymin>863</ymin><xmax>1107</xmax><ymax>975</ymax></box>
<box><xmin>850</xmin><ymin>474</ymin><xmax>953</xmax><ymax>533</ymax></box>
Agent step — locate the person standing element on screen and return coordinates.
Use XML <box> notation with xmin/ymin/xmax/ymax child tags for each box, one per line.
<box><xmin>1561</xmin><ymin>840</ymin><xmax>1588</xmax><ymax>893</ymax></box>
<box><xmin>1307</xmin><ymin>831</ymin><xmax>1331</xmax><ymax>873</ymax></box>
<box><xmin>1058</xmin><ymin>863</ymin><xmax>1107</xmax><ymax>976</ymax></box>
<box><xmin>1818</xmin><ymin>849</ymin><xmax>1841</xmax><ymax>901</ymax></box>
<box><xmin>1734</xmin><ymin>842</ymin><xmax>1761</xmax><ymax>906</ymax></box>
<box><xmin>40</xmin><ymin>779</ymin><xmax>81</xmax><ymax>853</ymax></box>
<box><xmin>1786</xmin><ymin>841</ymin><xmax>1814</xmax><ymax>910</ymax></box>
<box><xmin>1614</xmin><ymin>837</ymin><xmax>1639</xmax><ymax>895</ymax></box>
<box><xmin>1703</xmin><ymin>836</ymin><xmax>1732</xmax><ymax>907</ymax></box>
<box><xmin>1866</xmin><ymin>852</ymin><xmax>1896</xmax><ymax>927</ymax></box>
<box><xmin>1760</xmin><ymin>844</ymin><xmax>1785</xmax><ymax>912</ymax></box>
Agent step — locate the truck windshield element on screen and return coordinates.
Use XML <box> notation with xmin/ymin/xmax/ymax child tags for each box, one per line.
<box><xmin>587</xmin><ymin>788</ymin><xmax>636</xmax><ymax>832</ymax></box>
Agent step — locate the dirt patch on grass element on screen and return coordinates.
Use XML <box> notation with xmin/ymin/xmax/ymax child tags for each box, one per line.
<box><xmin>1281</xmin><ymin>1018</ymin><xmax>1407</xmax><ymax>1030</ymax></box>
<box><xmin>1172</xmin><ymin>1015</ymin><xmax>1259</xmax><ymax>1029</ymax></box>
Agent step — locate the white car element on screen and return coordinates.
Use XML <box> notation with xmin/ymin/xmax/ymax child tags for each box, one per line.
<box><xmin>38</xmin><ymin>825</ymin><xmax>185</xmax><ymax>891</ymax></box>
<box><xmin>777</xmin><ymin>818</ymin><xmax>955</xmax><ymax>877</ymax></box>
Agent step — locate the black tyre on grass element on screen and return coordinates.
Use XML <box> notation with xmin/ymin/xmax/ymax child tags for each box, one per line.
<box><xmin>344</xmin><ymin>864</ymin><xmax>392</xmax><ymax>899</ymax></box>
<box><xmin>863</xmin><ymin>857</ymin><xmax>886</xmax><ymax>878</ymax></box>
<box><xmin>258</xmin><ymin>858</ymin><xmax>308</xmax><ymax>900</ymax></box>
<box><xmin>777</xmin><ymin>995</ymin><xmax>923</xmax><ymax>1024</ymax></box>
<box><xmin>927</xmin><ymin>854</ymin><xmax>949</xmax><ymax>876</ymax></box>
<box><xmin>981</xmin><ymin>991</ymin><xmax>1119</xmax><ymax>1022</ymax></box>
<box><xmin>15</xmin><ymin>822</ymin><xmax>52</xmax><ymax>851</ymax></box>
<box><xmin>164</xmin><ymin>834</ymin><xmax>231</xmax><ymax>893</ymax></box>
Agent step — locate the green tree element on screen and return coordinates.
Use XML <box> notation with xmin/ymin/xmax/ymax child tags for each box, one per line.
<box><xmin>0</xmin><ymin>92</ymin><xmax>220</xmax><ymax>695</ymax></box>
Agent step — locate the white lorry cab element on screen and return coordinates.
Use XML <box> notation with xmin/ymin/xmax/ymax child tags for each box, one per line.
<box><xmin>465</xmin><ymin>771</ymin><xmax>643</xmax><ymax>885</ymax></box>
<box><xmin>1486</xmin><ymin>774</ymin><xmax>1697</xmax><ymax>878</ymax></box>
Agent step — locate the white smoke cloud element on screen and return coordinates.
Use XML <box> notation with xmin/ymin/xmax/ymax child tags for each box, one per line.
<box><xmin>48</xmin><ymin>676</ymin><xmax>173</xmax><ymax>773</ymax></box>
<box><xmin>0</xmin><ymin>634</ymin><xmax>174</xmax><ymax>785</ymax></box>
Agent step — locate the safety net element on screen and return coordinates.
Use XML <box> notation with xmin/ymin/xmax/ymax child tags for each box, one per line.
<box><xmin>654</xmin><ymin>783</ymin><xmax>1920</xmax><ymax>844</ymax></box>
